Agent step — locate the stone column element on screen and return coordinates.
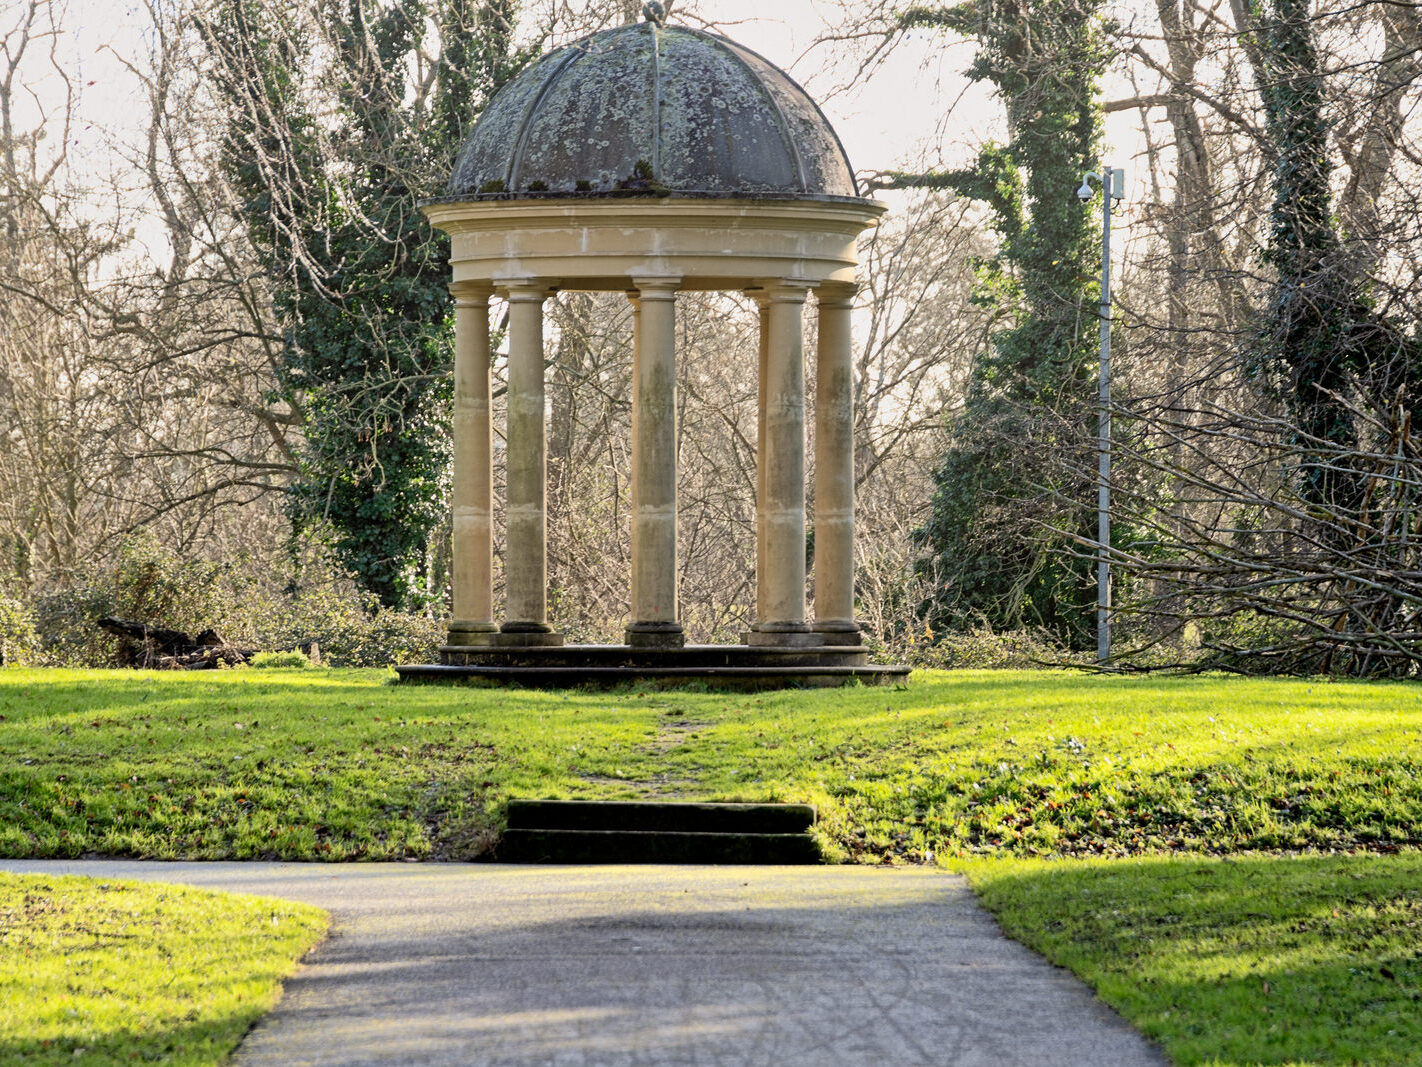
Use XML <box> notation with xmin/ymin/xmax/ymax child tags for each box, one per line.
<box><xmin>754</xmin><ymin>293</ymin><xmax>771</xmax><ymax>626</ymax></box>
<box><xmin>449</xmin><ymin>284</ymin><xmax>497</xmax><ymax>645</ymax></box>
<box><xmin>751</xmin><ymin>280</ymin><xmax>816</xmax><ymax>644</ymax></box>
<box><xmin>813</xmin><ymin>282</ymin><xmax>861</xmax><ymax>644</ymax></box>
<box><xmin>626</xmin><ymin>277</ymin><xmax>685</xmax><ymax>647</ymax></box>
<box><xmin>501</xmin><ymin>281</ymin><xmax>559</xmax><ymax>641</ymax></box>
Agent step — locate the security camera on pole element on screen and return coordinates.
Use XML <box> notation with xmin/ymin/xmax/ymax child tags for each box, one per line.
<box><xmin>1076</xmin><ymin>166</ymin><xmax>1124</xmax><ymax>666</ymax></box>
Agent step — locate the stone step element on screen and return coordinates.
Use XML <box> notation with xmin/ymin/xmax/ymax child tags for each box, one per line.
<box><xmin>506</xmin><ymin>799</ymin><xmax>816</xmax><ymax>835</ymax></box>
<box><xmin>437</xmin><ymin>644</ymin><xmax>873</xmax><ymax>668</ymax></box>
<box><xmin>496</xmin><ymin>828</ymin><xmax>822</xmax><ymax>865</ymax></box>
<box><xmin>498</xmin><ymin>800</ymin><xmax>823</xmax><ymax>864</ymax></box>
<box><xmin>398</xmin><ymin>663</ymin><xmax>909</xmax><ymax>689</ymax></box>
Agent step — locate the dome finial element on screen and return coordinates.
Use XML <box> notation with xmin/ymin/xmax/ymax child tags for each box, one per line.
<box><xmin>642</xmin><ymin>2</ymin><xmax>667</xmax><ymax>25</ymax></box>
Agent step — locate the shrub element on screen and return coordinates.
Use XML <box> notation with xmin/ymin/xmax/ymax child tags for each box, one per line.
<box><xmin>29</xmin><ymin>534</ymin><xmax>250</xmax><ymax>667</ymax></box>
<box><xmin>21</xmin><ymin>531</ymin><xmax>446</xmax><ymax>669</ymax></box>
<box><xmin>0</xmin><ymin>596</ymin><xmax>37</xmax><ymax>666</ymax></box>
<box><xmin>898</xmin><ymin>626</ymin><xmax>1091</xmax><ymax>670</ymax></box>
<box><xmin>17</xmin><ymin>528</ymin><xmax>448</xmax><ymax>670</ymax></box>
<box><xmin>248</xmin><ymin>650</ymin><xmax>313</xmax><ymax>669</ymax></box>
<box><xmin>31</xmin><ymin>585</ymin><xmax>119</xmax><ymax>667</ymax></box>
<box><xmin>1193</xmin><ymin>609</ymin><xmax>1327</xmax><ymax>675</ymax></box>
<box><xmin>107</xmin><ymin>534</ymin><xmax>231</xmax><ymax>628</ymax></box>
<box><xmin>254</xmin><ymin>584</ymin><xmax>443</xmax><ymax>668</ymax></box>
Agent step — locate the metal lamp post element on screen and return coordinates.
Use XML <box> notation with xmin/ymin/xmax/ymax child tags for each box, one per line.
<box><xmin>1076</xmin><ymin>166</ymin><xmax>1124</xmax><ymax>665</ymax></box>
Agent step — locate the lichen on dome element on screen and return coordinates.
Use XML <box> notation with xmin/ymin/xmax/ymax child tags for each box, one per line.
<box><xmin>444</xmin><ymin>22</ymin><xmax>860</xmax><ymax>202</ymax></box>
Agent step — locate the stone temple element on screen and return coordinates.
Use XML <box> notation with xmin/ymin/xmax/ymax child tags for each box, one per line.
<box><xmin>396</xmin><ymin>10</ymin><xmax>909</xmax><ymax>687</ymax></box>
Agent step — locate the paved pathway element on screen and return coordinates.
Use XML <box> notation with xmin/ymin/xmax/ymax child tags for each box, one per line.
<box><xmin>2</xmin><ymin>861</ymin><xmax>1167</xmax><ymax>1066</ymax></box>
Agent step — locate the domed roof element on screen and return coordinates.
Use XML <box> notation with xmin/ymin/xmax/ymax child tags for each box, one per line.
<box><xmin>446</xmin><ymin>21</ymin><xmax>860</xmax><ymax>202</ymax></box>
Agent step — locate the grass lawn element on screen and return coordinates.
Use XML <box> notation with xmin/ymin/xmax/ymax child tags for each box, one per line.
<box><xmin>1</xmin><ymin>667</ymin><xmax>1416</xmax><ymax>862</ymax></box>
<box><xmin>0</xmin><ymin>871</ymin><xmax>326</xmax><ymax>1065</ymax></box>
<box><xmin>1</xmin><ymin>666</ymin><xmax>1419</xmax><ymax>1065</ymax></box>
<box><xmin>961</xmin><ymin>853</ymin><xmax>1422</xmax><ymax>1067</ymax></box>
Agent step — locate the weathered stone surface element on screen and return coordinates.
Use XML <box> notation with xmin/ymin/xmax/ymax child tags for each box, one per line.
<box><xmin>446</xmin><ymin>23</ymin><xmax>858</xmax><ymax>202</ymax></box>
<box><xmin>418</xmin><ymin>640</ymin><xmax>900</xmax><ymax>691</ymax></box>
<box><xmin>814</xmin><ymin>284</ymin><xmax>859</xmax><ymax>636</ymax></box>
<box><xmin>431</xmin><ymin>642</ymin><xmax>871</xmax><ymax>668</ymax></box>
<box><xmin>449</xmin><ymin>286</ymin><xmax>495</xmax><ymax>634</ymax></box>
<box><xmin>415</xmin><ymin>20</ymin><xmax>903</xmax><ymax>691</ymax></box>
<box><xmin>760</xmin><ymin>282</ymin><xmax>813</xmax><ymax>631</ymax></box>
<box><xmin>398</xmin><ymin>662</ymin><xmax>910</xmax><ymax>689</ymax></box>
<box><xmin>502</xmin><ymin>284</ymin><xmax>553</xmax><ymax>636</ymax></box>
<box><xmin>627</xmin><ymin>279</ymin><xmax>682</xmax><ymax>642</ymax></box>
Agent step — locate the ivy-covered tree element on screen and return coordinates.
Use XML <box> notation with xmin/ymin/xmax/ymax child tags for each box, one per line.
<box><xmin>205</xmin><ymin>0</ymin><xmax>533</xmax><ymax>609</ymax></box>
<box><xmin>891</xmin><ymin>0</ymin><xmax>1109</xmax><ymax>645</ymax></box>
<box><xmin>1251</xmin><ymin>0</ymin><xmax>1403</xmax><ymax>518</ymax></box>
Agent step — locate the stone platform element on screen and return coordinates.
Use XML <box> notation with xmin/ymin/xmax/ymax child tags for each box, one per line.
<box><xmin>395</xmin><ymin>642</ymin><xmax>910</xmax><ymax>689</ymax></box>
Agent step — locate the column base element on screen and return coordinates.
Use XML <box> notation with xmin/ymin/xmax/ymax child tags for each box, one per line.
<box><xmin>813</xmin><ymin>621</ymin><xmax>863</xmax><ymax>646</ymax></box>
<box><xmin>625</xmin><ymin>622</ymin><xmax>686</xmax><ymax>649</ymax></box>
<box><xmin>490</xmin><ymin>623</ymin><xmax>565</xmax><ymax>648</ymax></box>
<box><xmin>742</xmin><ymin>627</ymin><xmax>827</xmax><ymax>649</ymax></box>
<box><xmin>447</xmin><ymin>622</ymin><xmax>499</xmax><ymax>647</ymax></box>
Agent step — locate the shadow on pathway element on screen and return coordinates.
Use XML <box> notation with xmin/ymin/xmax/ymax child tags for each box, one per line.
<box><xmin>0</xmin><ymin>861</ymin><xmax>1168</xmax><ymax>1067</ymax></box>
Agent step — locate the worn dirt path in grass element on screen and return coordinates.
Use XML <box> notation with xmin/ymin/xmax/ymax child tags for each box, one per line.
<box><xmin>1</xmin><ymin>861</ymin><xmax>1166</xmax><ymax>1067</ymax></box>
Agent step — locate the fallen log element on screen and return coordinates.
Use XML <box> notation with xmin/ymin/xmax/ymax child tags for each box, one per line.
<box><xmin>96</xmin><ymin>617</ymin><xmax>257</xmax><ymax>669</ymax></box>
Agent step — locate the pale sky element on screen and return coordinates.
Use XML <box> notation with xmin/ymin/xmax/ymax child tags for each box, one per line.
<box><xmin>676</xmin><ymin>0</ymin><xmax>982</xmax><ymax>174</ymax></box>
<box><xmin>29</xmin><ymin>0</ymin><xmax>1142</xmax><ymax>225</ymax></box>
<box><xmin>38</xmin><ymin>0</ymin><xmax>974</xmax><ymax>181</ymax></box>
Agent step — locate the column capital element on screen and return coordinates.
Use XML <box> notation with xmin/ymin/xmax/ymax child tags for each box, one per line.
<box><xmin>630</xmin><ymin>274</ymin><xmax>682</xmax><ymax>297</ymax></box>
<box><xmin>498</xmin><ymin>279</ymin><xmax>555</xmax><ymax>303</ymax></box>
<box><xmin>756</xmin><ymin>279</ymin><xmax>815</xmax><ymax>305</ymax></box>
<box><xmin>450</xmin><ymin>282</ymin><xmax>494</xmax><ymax>306</ymax></box>
<box><xmin>816</xmin><ymin>281</ymin><xmax>859</xmax><ymax>308</ymax></box>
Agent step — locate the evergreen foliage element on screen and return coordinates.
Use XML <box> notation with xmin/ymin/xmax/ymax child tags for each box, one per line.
<box><xmin>898</xmin><ymin>0</ymin><xmax>1108</xmax><ymax>646</ymax></box>
<box><xmin>1251</xmin><ymin>0</ymin><xmax>1418</xmax><ymax>514</ymax></box>
<box><xmin>1253</xmin><ymin>0</ymin><xmax>1361</xmax><ymax>513</ymax></box>
<box><xmin>207</xmin><ymin>0</ymin><xmax>531</xmax><ymax>609</ymax></box>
